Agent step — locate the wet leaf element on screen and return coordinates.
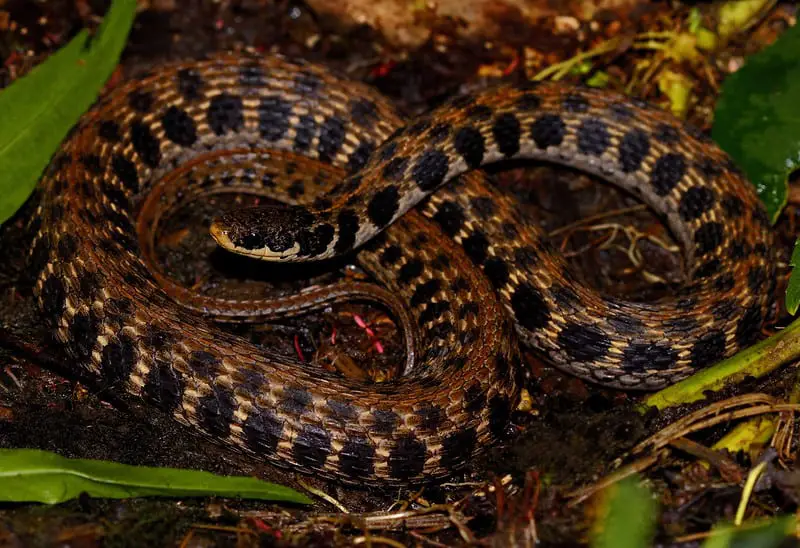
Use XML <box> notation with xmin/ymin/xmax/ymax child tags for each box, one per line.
<box><xmin>0</xmin><ymin>449</ymin><xmax>312</xmax><ymax>504</ymax></box>
<box><xmin>592</xmin><ymin>475</ymin><xmax>657</xmax><ymax>548</ymax></box>
<box><xmin>0</xmin><ymin>0</ymin><xmax>136</xmax><ymax>224</ymax></box>
<box><xmin>712</xmin><ymin>23</ymin><xmax>800</xmax><ymax>223</ymax></box>
<box><xmin>786</xmin><ymin>239</ymin><xmax>800</xmax><ymax>315</ymax></box>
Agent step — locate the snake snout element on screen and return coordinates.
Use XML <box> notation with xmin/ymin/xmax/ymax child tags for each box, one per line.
<box><xmin>210</xmin><ymin>205</ymin><xmax>315</xmax><ymax>261</ymax></box>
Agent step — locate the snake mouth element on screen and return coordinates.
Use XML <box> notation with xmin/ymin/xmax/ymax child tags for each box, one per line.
<box><xmin>209</xmin><ymin>220</ymin><xmax>234</xmax><ymax>249</ymax></box>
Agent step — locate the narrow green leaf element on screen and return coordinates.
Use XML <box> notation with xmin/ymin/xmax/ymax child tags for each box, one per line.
<box><xmin>0</xmin><ymin>0</ymin><xmax>137</xmax><ymax>224</ymax></box>
<box><xmin>0</xmin><ymin>449</ymin><xmax>312</xmax><ymax>505</ymax></box>
<box><xmin>712</xmin><ymin>22</ymin><xmax>800</xmax><ymax>222</ymax></box>
<box><xmin>786</xmin><ymin>239</ymin><xmax>800</xmax><ymax>315</ymax></box>
<box><xmin>702</xmin><ymin>516</ymin><xmax>795</xmax><ymax>548</ymax></box>
<box><xmin>591</xmin><ymin>475</ymin><xmax>657</xmax><ymax>548</ymax></box>
<box><xmin>702</xmin><ymin>525</ymin><xmax>734</xmax><ymax>548</ymax></box>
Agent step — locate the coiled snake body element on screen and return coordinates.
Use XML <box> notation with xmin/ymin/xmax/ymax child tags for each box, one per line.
<box><xmin>28</xmin><ymin>54</ymin><xmax>775</xmax><ymax>485</ymax></box>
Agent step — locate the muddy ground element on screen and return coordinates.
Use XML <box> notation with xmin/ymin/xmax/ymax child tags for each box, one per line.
<box><xmin>0</xmin><ymin>1</ymin><xmax>799</xmax><ymax>546</ymax></box>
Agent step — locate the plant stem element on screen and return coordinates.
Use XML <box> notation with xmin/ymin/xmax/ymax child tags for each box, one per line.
<box><xmin>641</xmin><ymin>316</ymin><xmax>800</xmax><ymax>412</ymax></box>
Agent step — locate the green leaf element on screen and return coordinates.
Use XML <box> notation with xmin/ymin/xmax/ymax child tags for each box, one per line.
<box><xmin>712</xmin><ymin>22</ymin><xmax>800</xmax><ymax>223</ymax></box>
<box><xmin>0</xmin><ymin>449</ymin><xmax>312</xmax><ymax>505</ymax></box>
<box><xmin>786</xmin><ymin>239</ymin><xmax>800</xmax><ymax>315</ymax></box>
<box><xmin>591</xmin><ymin>475</ymin><xmax>657</xmax><ymax>548</ymax></box>
<box><xmin>702</xmin><ymin>516</ymin><xmax>795</xmax><ymax>548</ymax></box>
<box><xmin>0</xmin><ymin>0</ymin><xmax>137</xmax><ymax>224</ymax></box>
<box><xmin>717</xmin><ymin>0</ymin><xmax>776</xmax><ymax>41</ymax></box>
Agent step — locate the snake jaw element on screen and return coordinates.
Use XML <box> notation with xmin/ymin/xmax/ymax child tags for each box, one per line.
<box><xmin>210</xmin><ymin>205</ymin><xmax>312</xmax><ymax>261</ymax></box>
<box><xmin>209</xmin><ymin>219</ymin><xmax>274</xmax><ymax>258</ymax></box>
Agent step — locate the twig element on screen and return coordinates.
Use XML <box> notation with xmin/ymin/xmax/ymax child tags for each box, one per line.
<box><xmin>296</xmin><ymin>478</ymin><xmax>349</xmax><ymax>513</ymax></box>
<box><xmin>642</xmin><ymin>316</ymin><xmax>800</xmax><ymax>411</ymax></box>
<box><xmin>548</xmin><ymin>204</ymin><xmax>649</xmax><ymax>237</ymax></box>
<box><xmin>567</xmin><ymin>450</ymin><xmax>667</xmax><ymax>506</ymax></box>
<box><xmin>353</xmin><ymin>534</ymin><xmax>406</xmax><ymax>548</ymax></box>
<box><xmin>668</xmin><ymin>437</ymin><xmax>744</xmax><ymax>483</ymax></box>
<box><xmin>636</xmin><ymin>402</ymin><xmax>800</xmax><ymax>456</ymax></box>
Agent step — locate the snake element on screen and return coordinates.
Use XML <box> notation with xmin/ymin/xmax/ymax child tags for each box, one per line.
<box><xmin>27</xmin><ymin>53</ymin><xmax>776</xmax><ymax>485</ymax></box>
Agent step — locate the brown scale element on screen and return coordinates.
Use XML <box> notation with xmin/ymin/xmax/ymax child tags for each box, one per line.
<box><xmin>27</xmin><ymin>52</ymin><xmax>776</xmax><ymax>484</ymax></box>
<box><xmin>28</xmin><ymin>54</ymin><xmax>520</xmax><ymax>485</ymax></box>
<box><xmin>213</xmin><ymin>73</ymin><xmax>776</xmax><ymax>390</ymax></box>
<box><xmin>134</xmin><ymin>149</ymin><xmax>423</xmax><ymax>374</ymax></box>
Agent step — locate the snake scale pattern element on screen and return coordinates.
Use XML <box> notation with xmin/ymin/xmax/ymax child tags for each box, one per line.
<box><xmin>27</xmin><ymin>53</ymin><xmax>776</xmax><ymax>485</ymax></box>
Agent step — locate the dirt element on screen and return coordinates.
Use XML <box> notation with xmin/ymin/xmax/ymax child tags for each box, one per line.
<box><xmin>0</xmin><ymin>0</ymin><xmax>799</xmax><ymax>546</ymax></box>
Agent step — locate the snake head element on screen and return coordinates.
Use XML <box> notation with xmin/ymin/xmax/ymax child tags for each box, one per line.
<box><xmin>210</xmin><ymin>205</ymin><xmax>316</xmax><ymax>261</ymax></box>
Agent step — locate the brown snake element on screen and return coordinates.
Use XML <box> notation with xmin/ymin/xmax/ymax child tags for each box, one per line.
<box><xmin>28</xmin><ymin>53</ymin><xmax>776</xmax><ymax>485</ymax></box>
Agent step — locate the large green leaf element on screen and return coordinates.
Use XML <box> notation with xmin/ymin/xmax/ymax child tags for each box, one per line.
<box><xmin>0</xmin><ymin>0</ymin><xmax>137</xmax><ymax>224</ymax></box>
<box><xmin>591</xmin><ymin>475</ymin><xmax>657</xmax><ymax>548</ymax></box>
<box><xmin>0</xmin><ymin>449</ymin><xmax>312</xmax><ymax>505</ymax></box>
<box><xmin>712</xmin><ymin>22</ymin><xmax>800</xmax><ymax>223</ymax></box>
